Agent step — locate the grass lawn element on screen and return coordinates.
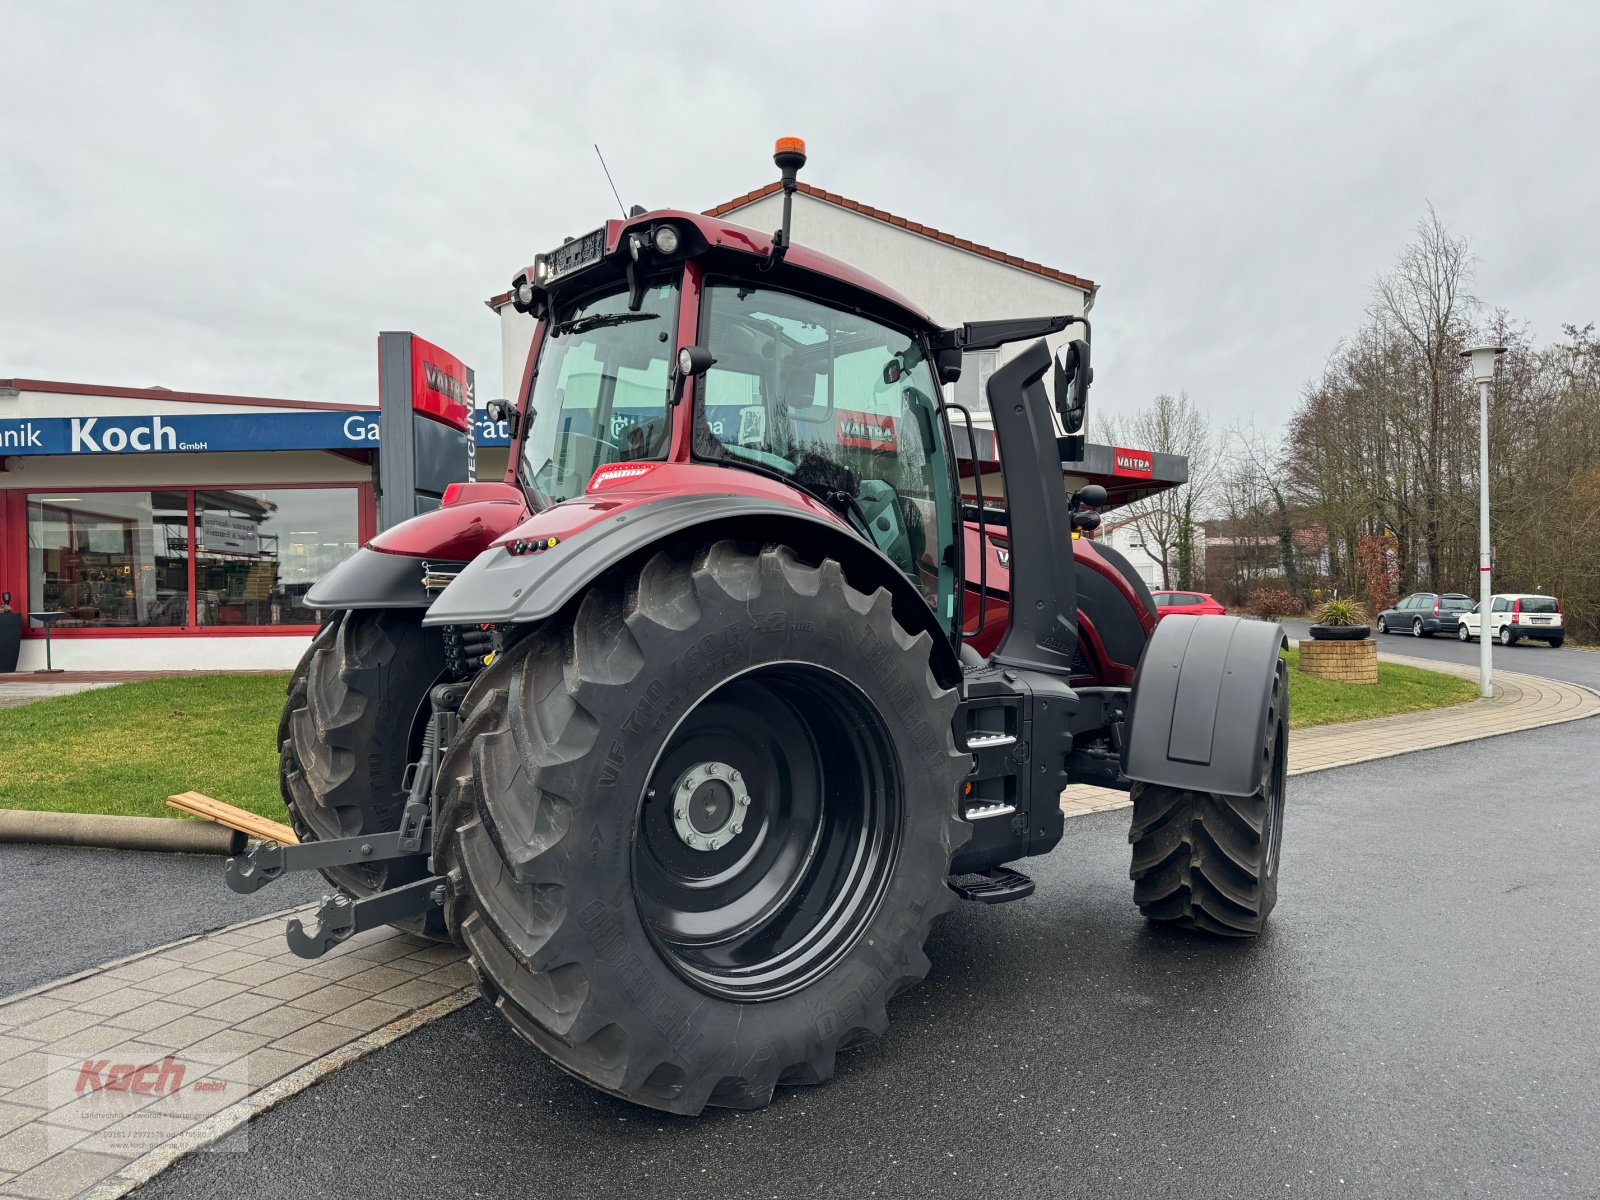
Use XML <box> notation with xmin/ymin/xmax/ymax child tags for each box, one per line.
<box><xmin>1284</xmin><ymin>647</ymin><xmax>1479</xmax><ymax>729</ymax></box>
<box><xmin>0</xmin><ymin>675</ymin><xmax>291</xmax><ymax>820</ymax></box>
<box><xmin>0</xmin><ymin>652</ymin><xmax>1480</xmax><ymax>820</ymax></box>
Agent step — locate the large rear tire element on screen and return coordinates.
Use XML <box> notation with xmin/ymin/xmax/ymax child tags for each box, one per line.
<box><xmin>280</xmin><ymin>607</ymin><xmax>449</xmax><ymax>939</ymax></box>
<box><xmin>436</xmin><ymin>540</ymin><xmax>970</xmax><ymax>1114</ymax></box>
<box><xmin>1128</xmin><ymin>659</ymin><xmax>1287</xmax><ymax>936</ymax></box>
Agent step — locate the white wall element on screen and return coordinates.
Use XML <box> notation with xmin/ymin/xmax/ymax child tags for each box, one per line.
<box><xmin>1100</xmin><ymin>522</ymin><xmax>1166</xmax><ymax>587</ymax></box>
<box><xmin>1100</xmin><ymin>520</ymin><xmax>1209</xmax><ymax>591</ymax></box>
<box><xmin>722</xmin><ymin>193</ymin><xmax>1088</xmax><ymax>426</ymax></box>
<box><xmin>14</xmin><ymin>633</ymin><xmax>309</xmax><ymax>673</ymax></box>
<box><xmin>498</xmin><ymin>308</ymin><xmax>538</xmax><ymax>410</ymax></box>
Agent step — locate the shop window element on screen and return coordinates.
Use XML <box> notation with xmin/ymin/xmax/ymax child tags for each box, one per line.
<box><xmin>195</xmin><ymin>489</ymin><xmax>359</xmax><ymax>626</ymax></box>
<box><xmin>26</xmin><ymin>492</ymin><xmax>190</xmax><ymax>628</ymax></box>
<box><xmin>23</xmin><ymin>487</ymin><xmax>360</xmax><ymax>633</ymax></box>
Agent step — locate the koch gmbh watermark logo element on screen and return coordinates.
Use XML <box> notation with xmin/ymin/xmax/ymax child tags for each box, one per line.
<box><xmin>44</xmin><ymin>1051</ymin><xmax>252</xmax><ymax>1155</ymax></box>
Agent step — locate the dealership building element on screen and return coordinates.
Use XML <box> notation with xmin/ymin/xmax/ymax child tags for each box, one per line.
<box><xmin>2</xmin><ymin>183</ymin><xmax>1181</xmax><ymax>673</ymax></box>
<box><xmin>0</xmin><ymin>340</ymin><xmax>505</xmax><ymax>673</ymax></box>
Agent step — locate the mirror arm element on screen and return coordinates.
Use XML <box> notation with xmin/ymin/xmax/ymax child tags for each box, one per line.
<box><xmin>938</xmin><ymin>314</ymin><xmax>1091</xmax><ymax>353</ymax></box>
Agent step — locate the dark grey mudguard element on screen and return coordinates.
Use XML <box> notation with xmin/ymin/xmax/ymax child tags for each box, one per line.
<box><xmin>305</xmin><ymin>547</ymin><xmax>464</xmax><ymax>610</ymax></box>
<box><xmin>1122</xmin><ymin>614</ymin><xmax>1288</xmax><ymax>796</ymax></box>
<box><xmin>421</xmin><ymin>492</ymin><xmax>955</xmax><ymax>670</ymax></box>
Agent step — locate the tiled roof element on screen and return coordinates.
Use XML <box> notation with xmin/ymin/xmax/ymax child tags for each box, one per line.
<box><xmin>704</xmin><ymin>182</ymin><xmax>1095</xmax><ymax>291</ymax></box>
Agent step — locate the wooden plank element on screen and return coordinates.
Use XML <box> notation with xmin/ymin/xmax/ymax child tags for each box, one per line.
<box><xmin>167</xmin><ymin>791</ymin><xmax>298</xmax><ymax>844</ymax></box>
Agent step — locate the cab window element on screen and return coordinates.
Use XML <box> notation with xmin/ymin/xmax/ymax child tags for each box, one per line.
<box><xmin>518</xmin><ymin>280</ymin><xmax>678</xmax><ymax>505</ymax></box>
<box><xmin>694</xmin><ymin>283</ymin><xmax>958</xmax><ymax>632</ymax></box>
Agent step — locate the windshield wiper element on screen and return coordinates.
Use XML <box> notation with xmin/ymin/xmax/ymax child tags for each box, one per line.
<box><xmin>550</xmin><ymin>311</ymin><xmax>659</xmax><ymax>337</ymax></box>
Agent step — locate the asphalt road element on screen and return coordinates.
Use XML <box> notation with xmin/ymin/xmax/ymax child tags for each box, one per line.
<box><xmin>138</xmin><ymin>716</ymin><xmax>1600</xmax><ymax>1200</ymax></box>
<box><xmin>1282</xmin><ymin>617</ymin><xmax>1600</xmax><ymax>692</ymax></box>
<box><xmin>0</xmin><ymin>844</ymin><xmax>320</xmax><ymax>996</ymax></box>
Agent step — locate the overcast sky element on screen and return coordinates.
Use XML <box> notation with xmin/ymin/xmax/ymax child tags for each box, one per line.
<box><xmin>5</xmin><ymin>2</ymin><xmax>1598</xmax><ymax>434</ymax></box>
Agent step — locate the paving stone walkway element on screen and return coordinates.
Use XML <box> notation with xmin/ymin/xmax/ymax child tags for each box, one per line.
<box><xmin>0</xmin><ymin>651</ymin><xmax>1593</xmax><ymax>1198</ymax></box>
<box><xmin>1057</xmin><ymin>651</ymin><xmax>1600</xmax><ymax>817</ymax></box>
<box><xmin>0</xmin><ymin>915</ymin><xmax>472</xmax><ymax>1199</ymax></box>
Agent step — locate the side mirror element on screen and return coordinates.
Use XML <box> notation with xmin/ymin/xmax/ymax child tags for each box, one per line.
<box><xmin>1053</xmin><ymin>339</ymin><xmax>1092</xmax><ymax>434</ymax></box>
<box><xmin>1074</xmin><ymin>484</ymin><xmax>1107</xmax><ymax>509</ymax></box>
<box><xmin>484</xmin><ymin>399</ymin><xmax>520</xmax><ymax>440</ymax></box>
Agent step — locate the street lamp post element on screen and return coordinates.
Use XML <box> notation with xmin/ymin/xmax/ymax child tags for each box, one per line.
<box><xmin>1462</xmin><ymin>343</ymin><xmax>1506</xmax><ymax>699</ymax></box>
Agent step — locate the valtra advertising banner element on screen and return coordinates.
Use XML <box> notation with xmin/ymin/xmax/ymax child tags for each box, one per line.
<box><xmin>1112</xmin><ymin>446</ymin><xmax>1154</xmax><ymax>478</ymax></box>
<box><xmin>409</xmin><ymin>336</ymin><xmax>472</xmax><ymax>432</ymax></box>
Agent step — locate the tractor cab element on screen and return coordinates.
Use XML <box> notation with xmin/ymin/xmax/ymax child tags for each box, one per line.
<box><xmin>505</xmin><ymin>247</ymin><xmax>960</xmax><ymax>632</ymax></box>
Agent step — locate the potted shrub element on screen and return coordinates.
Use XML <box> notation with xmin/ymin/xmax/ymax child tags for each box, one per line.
<box><xmin>1308</xmin><ymin>597</ymin><xmax>1370</xmax><ymax>641</ymax></box>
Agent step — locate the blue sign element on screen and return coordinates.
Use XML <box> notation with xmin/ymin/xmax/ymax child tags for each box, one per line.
<box><xmin>474</xmin><ymin>413</ymin><xmax>512</xmax><ymax>447</ymax></box>
<box><xmin>0</xmin><ymin>407</ymin><xmax>765</xmax><ymax>457</ymax></box>
<box><xmin>0</xmin><ymin>411</ymin><xmax>385</xmax><ymax>456</ymax></box>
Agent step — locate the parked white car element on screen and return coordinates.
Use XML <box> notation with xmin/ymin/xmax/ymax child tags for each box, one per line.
<box><xmin>1457</xmin><ymin>594</ymin><xmax>1565</xmax><ymax>647</ymax></box>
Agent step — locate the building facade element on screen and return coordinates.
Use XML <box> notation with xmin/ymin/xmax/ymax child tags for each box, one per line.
<box><xmin>0</xmin><ymin>372</ymin><xmax>508</xmax><ymax>673</ymax></box>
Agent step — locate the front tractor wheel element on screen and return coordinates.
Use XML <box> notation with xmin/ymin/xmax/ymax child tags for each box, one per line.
<box><xmin>280</xmin><ymin>607</ymin><xmax>448</xmax><ymax>938</ymax></box>
<box><xmin>435</xmin><ymin>541</ymin><xmax>970</xmax><ymax>1114</ymax></box>
<box><xmin>1128</xmin><ymin>659</ymin><xmax>1288</xmax><ymax>937</ymax></box>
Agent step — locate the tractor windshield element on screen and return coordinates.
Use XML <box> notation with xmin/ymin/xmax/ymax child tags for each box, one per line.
<box><xmin>518</xmin><ymin>280</ymin><xmax>679</xmax><ymax>505</ymax></box>
<box><xmin>694</xmin><ymin>282</ymin><xmax>959</xmax><ymax>631</ymax></box>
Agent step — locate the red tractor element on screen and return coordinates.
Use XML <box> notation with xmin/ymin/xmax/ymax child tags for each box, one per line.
<box><xmin>229</xmin><ymin>140</ymin><xmax>1288</xmax><ymax>1115</ymax></box>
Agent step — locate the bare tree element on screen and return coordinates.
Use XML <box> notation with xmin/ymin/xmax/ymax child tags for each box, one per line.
<box><xmin>1368</xmin><ymin>204</ymin><xmax>1476</xmax><ymax>589</ymax></box>
<box><xmin>1103</xmin><ymin>392</ymin><xmax>1215</xmax><ymax>589</ymax></box>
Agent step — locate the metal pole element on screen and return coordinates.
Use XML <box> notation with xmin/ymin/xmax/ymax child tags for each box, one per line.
<box><xmin>1478</xmin><ymin>377</ymin><xmax>1493</xmax><ymax>698</ymax></box>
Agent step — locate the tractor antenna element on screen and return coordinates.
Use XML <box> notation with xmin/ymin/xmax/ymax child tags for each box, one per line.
<box><xmin>594</xmin><ymin>144</ymin><xmax>627</xmax><ymax>219</ymax></box>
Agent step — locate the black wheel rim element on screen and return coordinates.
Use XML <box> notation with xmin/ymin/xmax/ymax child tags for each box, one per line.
<box><xmin>633</xmin><ymin>664</ymin><xmax>902</xmax><ymax>1002</ymax></box>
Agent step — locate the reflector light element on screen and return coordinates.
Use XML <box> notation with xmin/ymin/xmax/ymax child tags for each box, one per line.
<box><xmin>442</xmin><ymin>483</ymin><xmax>464</xmax><ymax>506</ymax></box>
<box><xmin>588</xmin><ymin>462</ymin><xmax>663</xmax><ymax>492</ymax></box>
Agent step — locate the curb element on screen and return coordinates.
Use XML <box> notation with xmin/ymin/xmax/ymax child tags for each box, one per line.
<box><xmin>0</xmin><ymin>809</ymin><xmax>245</xmax><ymax>856</ymax></box>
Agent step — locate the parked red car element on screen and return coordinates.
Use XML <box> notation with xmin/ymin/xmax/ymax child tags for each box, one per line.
<box><xmin>1152</xmin><ymin>590</ymin><xmax>1227</xmax><ymax>619</ymax></box>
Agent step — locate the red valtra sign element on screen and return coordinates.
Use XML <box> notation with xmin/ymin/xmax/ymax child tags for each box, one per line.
<box><xmin>409</xmin><ymin>336</ymin><xmax>471</xmax><ymax>432</ymax></box>
<box><xmin>836</xmin><ymin>409</ymin><xmax>897</xmax><ymax>452</ymax></box>
<box><xmin>1112</xmin><ymin>446</ymin><xmax>1154</xmax><ymax>478</ymax></box>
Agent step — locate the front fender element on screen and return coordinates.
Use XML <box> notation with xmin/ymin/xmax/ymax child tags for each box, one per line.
<box><xmin>305</xmin><ymin>492</ymin><xmax>529</xmax><ymax>610</ymax></box>
<box><xmin>1122</xmin><ymin>614</ymin><xmax>1288</xmax><ymax>796</ymax></box>
<box><xmin>422</xmin><ymin>491</ymin><xmax>960</xmax><ymax>682</ymax></box>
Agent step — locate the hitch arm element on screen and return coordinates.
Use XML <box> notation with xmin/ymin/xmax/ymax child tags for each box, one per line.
<box><xmin>285</xmin><ymin>876</ymin><xmax>447</xmax><ymax>959</ymax></box>
<box><xmin>224</xmin><ymin>829</ymin><xmax>423</xmax><ymax>895</ymax></box>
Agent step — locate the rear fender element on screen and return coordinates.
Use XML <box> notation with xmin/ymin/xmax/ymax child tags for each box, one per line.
<box><xmin>305</xmin><ymin>491</ymin><xmax>530</xmax><ymax>610</ymax></box>
<box><xmin>1122</xmin><ymin>614</ymin><xmax>1287</xmax><ymax>796</ymax></box>
<box><xmin>422</xmin><ymin>492</ymin><xmax>960</xmax><ymax>683</ymax></box>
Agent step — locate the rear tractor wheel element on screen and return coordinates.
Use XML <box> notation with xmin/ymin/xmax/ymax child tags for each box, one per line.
<box><xmin>435</xmin><ymin>540</ymin><xmax>970</xmax><ymax>1114</ymax></box>
<box><xmin>1128</xmin><ymin>658</ymin><xmax>1287</xmax><ymax>936</ymax></box>
<box><xmin>280</xmin><ymin>607</ymin><xmax>449</xmax><ymax>939</ymax></box>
